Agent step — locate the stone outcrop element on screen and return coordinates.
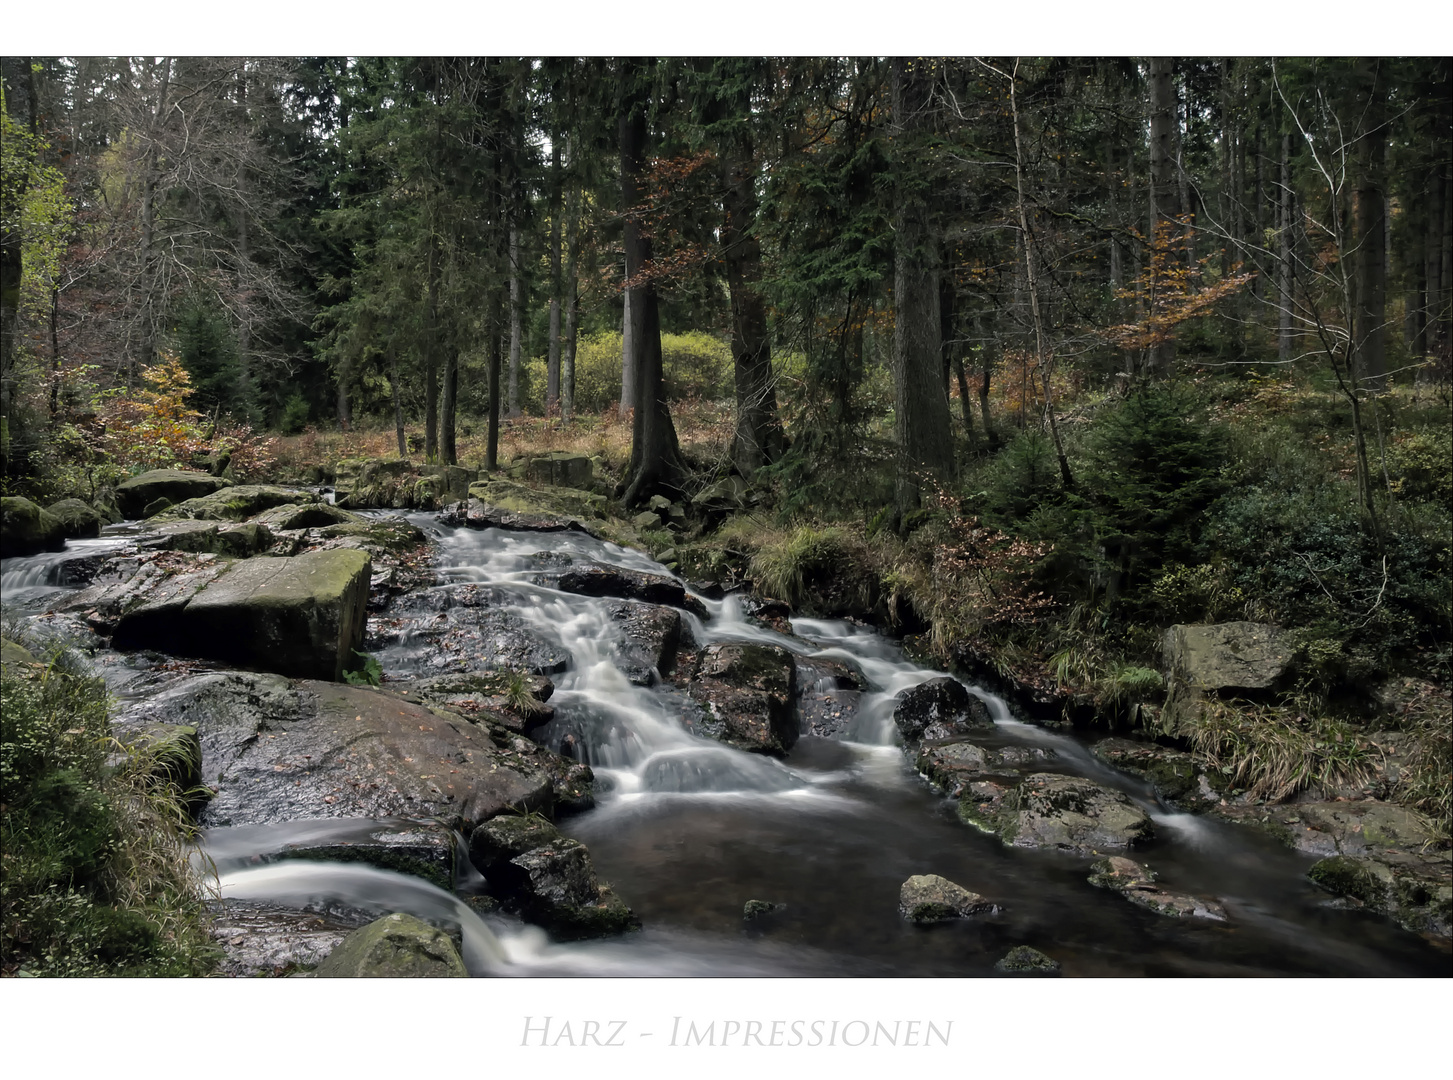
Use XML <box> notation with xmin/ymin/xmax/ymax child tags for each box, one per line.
<box><xmin>1308</xmin><ymin>852</ymin><xmax>1451</xmax><ymax>940</ymax></box>
<box><xmin>898</xmin><ymin>873</ymin><xmax>997</xmax><ymax>923</ymax></box>
<box><xmin>959</xmin><ymin>773</ymin><xmax>1154</xmax><ymax>854</ymax></box>
<box><xmin>1090</xmin><ymin>737</ymin><xmax>1229</xmax><ymax>812</ymax></box>
<box><xmin>608</xmin><ymin>600</ymin><xmax>691</xmax><ymax>685</ymax></box>
<box><xmin>312</xmin><ymin>912</ymin><xmax>467</xmax><ymax>978</ymax></box>
<box><xmin>469</xmin><ymin>815</ymin><xmax>638</xmax><ymax>939</ymax></box>
<box><xmin>114</xmin><ymin>671</ymin><xmax>592</xmax><ymax>831</ymax></box>
<box><xmin>685</xmin><ymin>642</ymin><xmax>799</xmax><ymax>756</ymax></box>
<box><xmin>1162</xmin><ymin>621</ymin><xmax>1294</xmax><ymax>693</ymax></box>
<box><xmin>544</xmin><ymin>560</ymin><xmax>707</xmax><ymax>618</ymax></box>
<box><xmin>892</xmin><ymin>677</ymin><xmax>994</xmax><ymax>745</ymax></box>
<box><xmin>371</xmin><ymin>583</ymin><xmax>571</xmax><ymax>676</ymax></box>
<box><xmin>1088</xmin><ymin>856</ymin><xmax>1228</xmax><ymax>921</ymax></box>
<box><xmin>43</xmin><ymin>498</ymin><xmax>104</xmax><ymax>540</ymax></box>
<box><xmin>1</xmin><ymin>497</ymin><xmax>67</xmax><ymax>557</ymax></box>
<box><xmin>916</xmin><ymin>740</ymin><xmax>1057</xmax><ymax>799</ymax></box>
<box><xmin>525</xmin><ymin>452</ymin><xmax>593</xmax><ymax>489</ymax></box>
<box><xmin>794</xmin><ymin>655</ymin><xmax>864</xmax><ymax>738</ymax></box>
<box><xmin>152</xmin><ymin>484</ymin><xmax>316</xmax><ymax>524</ymax></box>
<box><xmin>114</xmin><ymin>469</ymin><xmax>230</xmax><ymax>519</ymax></box>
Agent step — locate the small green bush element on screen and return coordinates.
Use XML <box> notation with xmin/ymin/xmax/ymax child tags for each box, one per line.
<box><xmin>522</xmin><ymin>331</ymin><xmax>734</xmax><ymax>415</ymax></box>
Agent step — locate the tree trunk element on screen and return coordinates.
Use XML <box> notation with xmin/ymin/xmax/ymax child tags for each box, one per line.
<box><xmin>720</xmin><ymin>129</ymin><xmax>781</xmax><ymax>476</ymax></box>
<box><xmin>975</xmin><ymin>313</ymin><xmax>995</xmax><ymax>445</ymax></box>
<box><xmin>424</xmin><ymin>226</ymin><xmax>441</xmax><ymax>461</ymax></box>
<box><xmin>1</xmin><ymin>58</ymin><xmax>35</xmax><ymax>472</ymax></box>
<box><xmin>336</xmin><ymin>356</ymin><xmax>352</xmax><ymax>432</ymax></box>
<box><xmin>389</xmin><ymin>351</ymin><xmax>406</xmax><ymax>458</ymax></box>
<box><xmin>889</xmin><ymin>57</ymin><xmax>956</xmax><ymax>520</ymax></box>
<box><xmin>441</xmin><ymin>346</ymin><xmax>458</xmax><ymax>466</ymax></box>
<box><xmin>1353</xmin><ymin>62</ymin><xmax>1388</xmax><ymax>392</ymax></box>
<box><xmin>507</xmin><ymin>226</ymin><xmax>522</xmax><ymax>418</ymax></box>
<box><xmin>618</xmin><ymin>60</ymin><xmax>683</xmax><ymax>507</ymax></box>
<box><xmin>1147</xmin><ymin>57</ymin><xmax>1179</xmax><ymax>375</ymax></box>
<box><xmin>1278</xmin><ymin>131</ymin><xmax>1294</xmax><ymax>362</ymax></box>
<box><xmin>561</xmin><ymin>156</ymin><xmax>582</xmax><ymax>423</ymax></box>
<box><xmin>546</xmin><ymin>138</ymin><xmax>562</xmax><ymax>415</ymax></box>
<box><xmin>486</xmin><ymin>291</ymin><xmax>502</xmax><ymax>471</ymax></box>
<box><xmin>620</xmin><ymin>281</ymin><xmax>637</xmax><ymax>419</ymax></box>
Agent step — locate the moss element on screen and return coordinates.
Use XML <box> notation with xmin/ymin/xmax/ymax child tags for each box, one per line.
<box><xmin>995</xmin><ymin>945</ymin><xmax>1060</xmax><ymax>973</ymax></box>
<box><xmin>1307</xmin><ymin>855</ymin><xmax>1389</xmax><ymax>908</ymax></box>
<box><xmin>956</xmin><ymin>799</ymin><xmax>1004</xmax><ymax>835</ymax></box>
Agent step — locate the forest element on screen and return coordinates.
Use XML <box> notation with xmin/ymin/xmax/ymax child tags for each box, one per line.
<box><xmin>0</xmin><ymin>56</ymin><xmax>1450</xmax><ymax>979</ymax></box>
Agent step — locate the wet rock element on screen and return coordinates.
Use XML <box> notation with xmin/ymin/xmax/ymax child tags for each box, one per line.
<box><xmin>547</xmin><ymin>560</ymin><xmax>707</xmax><ymax>618</ymax></box>
<box><xmin>244</xmin><ymin>818</ymin><xmax>461</xmax><ymax>892</ymax></box>
<box><xmin>1308</xmin><ymin>852</ymin><xmax>1452</xmax><ymax>940</ymax></box>
<box><xmin>399</xmin><ymin>671</ymin><xmax>556</xmax><ymax>732</ymax></box>
<box><xmin>470</xmin><ymin>816</ymin><xmax>638</xmax><ymax>939</ymax></box>
<box><xmin>743</xmin><ymin>900</ymin><xmax>782</xmax><ymax>921</ymax></box>
<box><xmin>1162</xmin><ymin>621</ymin><xmax>1294</xmax><ymax>693</ymax></box>
<box><xmin>138</xmin><ymin>519</ymin><xmax>274</xmax><ymax>558</ymax></box>
<box><xmin>80</xmin><ymin>547</ymin><xmax>372</xmax><ymax>681</ymax></box>
<box><xmin>1212</xmin><ymin>800</ymin><xmax>1436</xmax><ymax>858</ymax></box>
<box><xmin>893</xmin><ymin>677</ymin><xmax>993</xmax><ymax>746</ymax></box>
<box><xmin>313</xmin><ymin>912</ymin><xmax>467</xmax><ymax>978</ymax></box>
<box><xmin>153</xmin><ymin>483</ymin><xmax>317</xmax><ymax>524</ymax></box>
<box><xmin>526</xmin><ymin>452</ymin><xmax>593</xmax><ymax>489</ymax></box>
<box><xmin>685</xmin><ymin>642</ymin><xmax>799</xmax><ymax>756</ymax></box>
<box><xmin>898</xmin><ymin>874</ymin><xmax>997</xmax><ymax>923</ymax></box>
<box><xmin>608</xmin><ymin>600</ymin><xmax>690</xmax><ymax>685</ymax></box>
<box><xmin>43</xmin><ymin>498</ymin><xmax>104</xmax><ymax>540</ymax></box>
<box><xmin>1</xmin><ymin>496</ymin><xmax>66</xmax><ymax>557</ymax></box>
<box><xmin>917</xmin><ymin>740</ymin><xmax>1056</xmax><ymax>798</ymax></box>
<box><xmin>961</xmin><ymin>773</ymin><xmax>1154</xmax><ymax>854</ymax></box>
<box><xmin>142</xmin><ymin>497</ymin><xmax>173</xmax><ymax>517</ymax></box>
<box><xmin>210</xmin><ymin>902</ymin><xmax>359</xmax><ymax>977</ymax></box>
<box><xmin>994</xmin><ymin>945</ymin><xmax>1061</xmax><ymax>974</ymax></box>
<box><xmin>372</xmin><ymin>583</ymin><xmax>570</xmax><ymax>676</ymax></box>
<box><xmin>794</xmin><ymin>656</ymin><xmax>864</xmax><ymax>738</ymax></box>
<box><xmin>1088</xmin><ymin>856</ymin><xmax>1227</xmax><ymax>921</ymax></box>
<box><xmin>1091</xmin><ymin>737</ymin><xmax>1228</xmax><ymax>812</ymax></box>
<box><xmin>114</xmin><ymin>469</ymin><xmax>230</xmax><ymax>519</ymax></box>
<box><xmin>115</xmin><ymin>671</ymin><xmax>579</xmax><ymax>831</ymax></box>
<box><xmin>254</xmin><ymin>502</ymin><xmax>363</xmax><ymax>531</ymax></box>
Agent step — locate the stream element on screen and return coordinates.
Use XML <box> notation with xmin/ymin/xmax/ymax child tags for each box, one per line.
<box><xmin>3</xmin><ymin>515</ymin><xmax>1447</xmax><ymax>977</ymax></box>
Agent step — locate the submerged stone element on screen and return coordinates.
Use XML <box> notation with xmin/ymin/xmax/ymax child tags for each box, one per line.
<box><xmin>966</xmin><ymin>773</ymin><xmax>1154</xmax><ymax>854</ymax></box>
<box><xmin>1088</xmin><ymin>856</ymin><xmax>1227</xmax><ymax>921</ymax></box>
<box><xmin>994</xmin><ymin>945</ymin><xmax>1061</xmax><ymax>974</ymax></box>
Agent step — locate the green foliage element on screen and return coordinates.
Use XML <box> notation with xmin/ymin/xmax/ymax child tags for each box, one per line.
<box><xmin>1387</xmin><ymin>426</ymin><xmax>1453</xmax><ymax>507</ymax></box>
<box><xmin>524</xmin><ymin>331</ymin><xmax>733</xmax><ymax>415</ymax></box>
<box><xmin>343</xmin><ymin>650</ymin><xmax>383</xmax><ymax>687</ymax></box>
<box><xmin>279</xmin><ymin>391</ymin><xmax>312</xmax><ymax>436</ymax></box>
<box><xmin>1</xmin><ymin>647</ymin><xmax>216</xmax><ymax>976</ymax></box>
<box><xmin>172</xmin><ymin>294</ymin><xmax>257</xmax><ymax>423</ymax></box>
<box><xmin>1149</xmin><ymin>562</ymin><xmax>1247</xmax><ymax>624</ymax></box>
<box><xmin>504</xmin><ymin>671</ymin><xmax>546</xmax><ymax>716</ymax></box>
<box><xmin>748</xmin><ymin>524</ymin><xmax>858</xmax><ymax>607</ymax></box>
<box><xmin>978</xmin><ymin>429</ymin><xmax>1064</xmax><ymax>525</ymax></box>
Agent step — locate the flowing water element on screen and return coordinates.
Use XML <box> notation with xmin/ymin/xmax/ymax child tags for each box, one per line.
<box><xmin>3</xmin><ymin>517</ymin><xmax>1446</xmax><ymax>976</ymax></box>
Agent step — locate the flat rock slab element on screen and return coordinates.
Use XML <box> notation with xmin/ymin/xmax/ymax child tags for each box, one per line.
<box><xmin>210</xmin><ymin>902</ymin><xmax>360</xmax><ymax>977</ymax></box>
<box><xmin>115</xmin><ymin>469</ymin><xmax>230</xmax><ymax>519</ymax></box>
<box><xmin>898</xmin><ymin>873</ymin><xmax>997</xmax><ymax>923</ymax></box>
<box><xmin>917</xmin><ymin>740</ymin><xmax>1057</xmax><ymax>798</ymax></box>
<box><xmin>440</xmin><ymin>497</ymin><xmax>594</xmax><ymax>535</ymax></box>
<box><xmin>1089</xmin><ymin>856</ymin><xmax>1227</xmax><ymax>921</ymax></box>
<box><xmin>1162</xmin><ymin>621</ymin><xmax>1294</xmax><ymax>692</ymax></box>
<box><xmin>1308</xmin><ymin>851</ymin><xmax>1452</xmax><ymax>940</ymax></box>
<box><xmin>64</xmin><ymin>547</ymin><xmax>371</xmax><ymax>681</ymax></box>
<box><xmin>961</xmin><ymin>773</ymin><xmax>1155</xmax><ymax>854</ymax></box>
<box><xmin>544</xmin><ymin>560</ymin><xmax>707</xmax><ymax>618</ymax></box>
<box><xmin>1091</xmin><ymin>737</ymin><xmax>1228</xmax><ymax>812</ymax></box>
<box><xmin>371</xmin><ymin>584</ymin><xmax>570</xmax><ymax>676</ymax></box>
<box><xmin>1212</xmin><ymin>800</ymin><xmax>1436</xmax><ymax>858</ymax></box>
<box><xmin>115</xmin><ymin>671</ymin><xmax>591</xmax><ymax>832</ymax></box>
<box><xmin>208</xmin><ymin>817</ymin><xmax>461</xmax><ymax>893</ymax></box>
<box><xmin>152</xmin><ymin>483</ymin><xmax>311</xmax><ymax>523</ymax></box>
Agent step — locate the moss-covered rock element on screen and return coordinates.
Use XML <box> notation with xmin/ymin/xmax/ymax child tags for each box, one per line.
<box><xmin>44</xmin><ymin>498</ymin><xmax>104</xmax><ymax>540</ymax></box>
<box><xmin>1308</xmin><ymin>852</ymin><xmax>1451</xmax><ymax>939</ymax></box>
<box><xmin>893</xmin><ymin>677</ymin><xmax>993</xmax><ymax>746</ymax></box>
<box><xmin>1090</xmin><ymin>737</ymin><xmax>1228</xmax><ymax>812</ymax></box>
<box><xmin>966</xmin><ymin>773</ymin><xmax>1155</xmax><ymax>854</ymax></box>
<box><xmin>1088</xmin><ymin>855</ymin><xmax>1228</xmax><ymax>920</ymax></box>
<box><xmin>114</xmin><ymin>469</ymin><xmax>230</xmax><ymax>519</ymax></box>
<box><xmin>898</xmin><ymin>873</ymin><xmax>996</xmax><ymax>923</ymax></box>
<box><xmin>312</xmin><ymin>912</ymin><xmax>467</xmax><ymax>978</ymax></box>
<box><xmin>1162</xmin><ymin>621</ymin><xmax>1295</xmax><ymax>693</ymax></box>
<box><xmin>254</xmin><ymin>502</ymin><xmax>363</xmax><ymax>532</ymax></box>
<box><xmin>685</xmin><ymin>642</ymin><xmax>799</xmax><ymax>756</ymax></box>
<box><xmin>994</xmin><ymin>945</ymin><xmax>1061</xmax><ymax>974</ymax></box>
<box><xmin>152</xmin><ymin>484</ymin><xmax>315</xmax><ymax>524</ymax></box>
<box><xmin>1</xmin><ymin>496</ymin><xmax>67</xmax><ymax>557</ymax></box>
<box><xmin>526</xmin><ymin>452</ymin><xmax>593</xmax><ymax>489</ymax></box>
<box><xmin>917</xmin><ymin>740</ymin><xmax>1056</xmax><ymax>798</ymax></box>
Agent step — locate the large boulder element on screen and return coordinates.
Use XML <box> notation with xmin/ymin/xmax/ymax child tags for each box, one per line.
<box><xmin>115</xmin><ymin>671</ymin><xmax>591</xmax><ymax>831</ymax></box>
<box><xmin>115</xmin><ymin>469</ymin><xmax>230</xmax><ymax>519</ymax></box>
<box><xmin>227</xmin><ymin>818</ymin><xmax>460</xmax><ymax>892</ymax></box>
<box><xmin>1</xmin><ymin>497</ymin><xmax>66</xmax><ymax>557</ymax></box>
<box><xmin>312</xmin><ymin>912</ymin><xmax>467</xmax><ymax>978</ymax></box>
<box><xmin>893</xmin><ymin>677</ymin><xmax>993</xmax><ymax>745</ymax></box>
<box><xmin>526</xmin><ymin>452</ymin><xmax>593</xmax><ymax>489</ymax></box>
<box><xmin>685</xmin><ymin>642</ymin><xmax>799</xmax><ymax>756</ymax></box>
<box><xmin>469</xmin><ymin>816</ymin><xmax>638</xmax><ymax>939</ymax></box>
<box><xmin>608</xmin><ymin>600</ymin><xmax>691</xmax><ymax>686</ymax></box>
<box><xmin>254</xmin><ymin>502</ymin><xmax>363</xmax><ymax>532</ymax></box>
<box><xmin>898</xmin><ymin>873</ymin><xmax>996</xmax><ymax>923</ymax></box>
<box><xmin>43</xmin><ymin>498</ymin><xmax>104</xmax><ymax>540</ymax></box>
<box><xmin>373</xmin><ymin>583</ymin><xmax>571</xmax><ymax>677</ymax></box>
<box><xmin>546</xmin><ymin>560</ymin><xmax>707</xmax><ymax>617</ymax></box>
<box><xmin>1162</xmin><ymin>622</ymin><xmax>1295</xmax><ymax>693</ymax></box>
<box><xmin>960</xmin><ymin>773</ymin><xmax>1154</xmax><ymax>854</ymax></box>
<box><xmin>1211</xmin><ymin>799</ymin><xmax>1437</xmax><ymax>858</ymax></box>
<box><xmin>152</xmin><ymin>484</ymin><xmax>316</xmax><ymax>523</ymax></box>
<box><xmin>138</xmin><ymin>519</ymin><xmax>274</xmax><ymax>558</ymax></box>
<box><xmin>67</xmin><ymin>547</ymin><xmax>371</xmax><ymax>681</ymax></box>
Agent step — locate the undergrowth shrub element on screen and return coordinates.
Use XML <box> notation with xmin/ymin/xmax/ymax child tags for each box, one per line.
<box><xmin>1</xmin><ymin>645</ymin><xmax>217</xmax><ymax>976</ymax></box>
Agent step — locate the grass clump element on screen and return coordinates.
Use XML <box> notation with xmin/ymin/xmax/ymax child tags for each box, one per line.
<box><xmin>1</xmin><ymin>644</ymin><xmax>218</xmax><ymax>976</ymax></box>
